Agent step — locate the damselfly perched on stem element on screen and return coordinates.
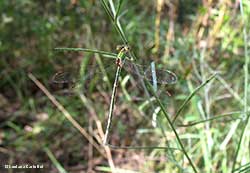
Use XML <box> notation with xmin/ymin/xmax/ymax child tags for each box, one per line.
<box><xmin>53</xmin><ymin>46</ymin><xmax>177</xmax><ymax>86</ymax></box>
<box><xmin>53</xmin><ymin>45</ymin><xmax>177</xmax><ymax>145</ymax></box>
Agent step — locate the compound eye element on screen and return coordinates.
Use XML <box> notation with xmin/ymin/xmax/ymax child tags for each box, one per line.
<box><xmin>124</xmin><ymin>45</ymin><xmax>130</xmax><ymax>52</ymax></box>
<box><xmin>116</xmin><ymin>45</ymin><xmax>123</xmax><ymax>51</ymax></box>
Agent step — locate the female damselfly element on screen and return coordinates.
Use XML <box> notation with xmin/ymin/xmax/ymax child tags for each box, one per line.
<box><xmin>53</xmin><ymin>45</ymin><xmax>177</xmax><ymax>145</ymax></box>
<box><xmin>53</xmin><ymin>46</ymin><xmax>177</xmax><ymax>86</ymax></box>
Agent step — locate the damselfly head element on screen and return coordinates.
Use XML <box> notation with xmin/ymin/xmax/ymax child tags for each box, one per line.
<box><xmin>116</xmin><ymin>45</ymin><xmax>130</xmax><ymax>52</ymax></box>
<box><xmin>116</xmin><ymin>45</ymin><xmax>124</xmax><ymax>51</ymax></box>
<box><xmin>123</xmin><ymin>45</ymin><xmax>130</xmax><ymax>52</ymax></box>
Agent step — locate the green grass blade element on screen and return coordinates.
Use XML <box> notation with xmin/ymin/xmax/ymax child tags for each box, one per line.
<box><xmin>96</xmin><ymin>166</ymin><xmax>140</xmax><ymax>173</ymax></box>
<box><xmin>172</xmin><ymin>73</ymin><xmax>217</xmax><ymax>124</ymax></box>
<box><xmin>233</xmin><ymin>162</ymin><xmax>250</xmax><ymax>173</ymax></box>
<box><xmin>241</xmin><ymin>0</ymin><xmax>250</xmax><ymax>122</ymax></box>
<box><xmin>115</xmin><ymin>0</ymin><xmax>124</xmax><ymax>21</ymax></box>
<box><xmin>107</xmin><ymin>144</ymin><xmax>182</xmax><ymax>150</ymax></box>
<box><xmin>232</xmin><ymin>119</ymin><xmax>250</xmax><ymax>172</ymax></box>
<box><xmin>100</xmin><ymin>0</ymin><xmax>128</xmax><ymax>44</ymax></box>
<box><xmin>54</xmin><ymin>47</ymin><xmax>117</xmax><ymax>59</ymax></box>
<box><xmin>100</xmin><ymin>0</ymin><xmax>114</xmax><ymax>21</ymax></box>
<box><xmin>145</xmin><ymin>79</ymin><xmax>198</xmax><ymax>173</ymax></box>
<box><xmin>178</xmin><ymin>111</ymin><xmax>244</xmax><ymax>127</ymax></box>
<box><xmin>231</xmin><ymin>1</ymin><xmax>250</xmax><ymax>171</ymax></box>
<box><xmin>44</xmin><ymin>146</ymin><xmax>68</xmax><ymax>173</ymax></box>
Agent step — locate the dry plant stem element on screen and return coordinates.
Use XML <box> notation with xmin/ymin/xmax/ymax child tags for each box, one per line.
<box><xmin>103</xmin><ymin>66</ymin><xmax>122</xmax><ymax>145</ymax></box>
<box><xmin>207</xmin><ymin>3</ymin><xmax>226</xmax><ymax>48</ymax></box>
<box><xmin>79</xmin><ymin>94</ymin><xmax>116</xmax><ymax>172</ymax></box>
<box><xmin>154</xmin><ymin>0</ymin><xmax>163</xmax><ymax>52</ymax></box>
<box><xmin>96</xmin><ymin>120</ymin><xmax>116</xmax><ymax>173</ymax></box>
<box><xmin>107</xmin><ymin>145</ymin><xmax>181</xmax><ymax>151</ymax></box>
<box><xmin>164</xmin><ymin>1</ymin><xmax>177</xmax><ymax>59</ymax></box>
<box><xmin>28</xmin><ymin>73</ymin><xmax>106</xmax><ymax>158</ymax></box>
<box><xmin>87</xmin><ymin>117</ymin><xmax>94</xmax><ymax>172</ymax></box>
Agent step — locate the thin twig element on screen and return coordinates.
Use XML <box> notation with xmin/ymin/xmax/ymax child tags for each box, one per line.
<box><xmin>28</xmin><ymin>73</ymin><xmax>106</xmax><ymax>158</ymax></box>
<box><xmin>79</xmin><ymin>93</ymin><xmax>116</xmax><ymax>172</ymax></box>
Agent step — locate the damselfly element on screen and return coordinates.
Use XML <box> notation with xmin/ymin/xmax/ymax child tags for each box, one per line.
<box><xmin>53</xmin><ymin>46</ymin><xmax>177</xmax><ymax>86</ymax></box>
<box><xmin>52</xmin><ymin>61</ymin><xmax>177</xmax><ymax>86</ymax></box>
<box><xmin>53</xmin><ymin>45</ymin><xmax>177</xmax><ymax>145</ymax></box>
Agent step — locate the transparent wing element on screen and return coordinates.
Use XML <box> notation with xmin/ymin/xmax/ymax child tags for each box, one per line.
<box><xmin>51</xmin><ymin>62</ymin><xmax>118</xmax><ymax>96</ymax></box>
<box><xmin>52</xmin><ymin>71</ymin><xmax>75</xmax><ymax>84</ymax></box>
<box><xmin>144</xmin><ymin>68</ymin><xmax>178</xmax><ymax>85</ymax></box>
<box><xmin>51</xmin><ymin>60</ymin><xmax>177</xmax><ymax>96</ymax></box>
<box><xmin>122</xmin><ymin>61</ymin><xmax>178</xmax><ymax>85</ymax></box>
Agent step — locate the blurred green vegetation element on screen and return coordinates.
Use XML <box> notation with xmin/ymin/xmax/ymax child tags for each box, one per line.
<box><xmin>1</xmin><ymin>0</ymin><xmax>250</xmax><ymax>173</ymax></box>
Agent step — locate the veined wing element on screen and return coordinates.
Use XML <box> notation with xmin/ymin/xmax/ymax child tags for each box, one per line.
<box><xmin>51</xmin><ymin>61</ymin><xmax>177</xmax><ymax>94</ymax></box>
<box><xmin>122</xmin><ymin>61</ymin><xmax>178</xmax><ymax>85</ymax></box>
<box><xmin>51</xmin><ymin>63</ymin><xmax>115</xmax><ymax>94</ymax></box>
<box><xmin>52</xmin><ymin>71</ymin><xmax>75</xmax><ymax>84</ymax></box>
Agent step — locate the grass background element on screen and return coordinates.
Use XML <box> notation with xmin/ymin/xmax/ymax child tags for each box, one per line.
<box><xmin>1</xmin><ymin>0</ymin><xmax>250</xmax><ymax>172</ymax></box>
